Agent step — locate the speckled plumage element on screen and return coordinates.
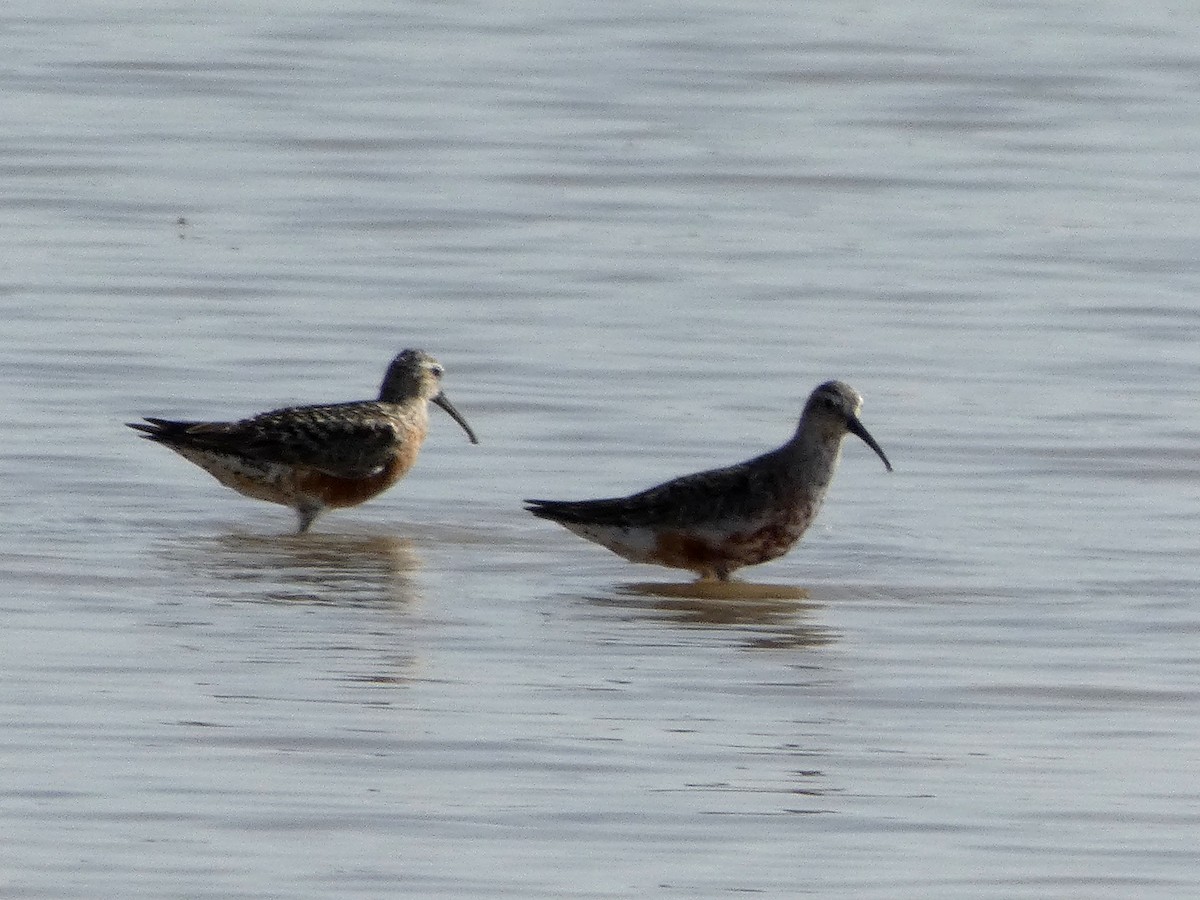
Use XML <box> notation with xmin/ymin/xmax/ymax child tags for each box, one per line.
<box><xmin>525</xmin><ymin>380</ymin><xmax>891</xmax><ymax>581</ymax></box>
<box><xmin>130</xmin><ymin>349</ymin><xmax>477</xmax><ymax>532</ymax></box>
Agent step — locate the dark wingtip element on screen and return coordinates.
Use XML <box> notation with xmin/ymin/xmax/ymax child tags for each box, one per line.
<box><xmin>128</xmin><ymin>417</ymin><xmax>188</xmax><ymax>442</ymax></box>
<box><xmin>127</xmin><ymin>420</ymin><xmax>160</xmax><ymax>437</ymax></box>
<box><xmin>524</xmin><ymin>499</ymin><xmax>558</xmax><ymax>518</ymax></box>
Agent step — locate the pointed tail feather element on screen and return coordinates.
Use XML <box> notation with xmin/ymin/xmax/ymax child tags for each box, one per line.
<box><xmin>524</xmin><ymin>498</ymin><xmax>572</xmax><ymax>520</ymax></box>
<box><xmin>524</xmin><ymin>497</ymin><xmax>627</xmax><ymax>525</ymax></box>
<box><xmin>126</xmin><ymin>417</ymin><xmax>195</xmax><ymax>442</ymax></box>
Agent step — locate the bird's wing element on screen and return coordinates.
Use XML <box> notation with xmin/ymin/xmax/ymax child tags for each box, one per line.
<box><xmin>145</xmin><ymin>404</ymin><xmax>402</xmax><ymax>479</ymax></box>
<box><xmin>527</xmin><ymin>453</ymin><xmax>782</xmax><ymax>529</ymax></box>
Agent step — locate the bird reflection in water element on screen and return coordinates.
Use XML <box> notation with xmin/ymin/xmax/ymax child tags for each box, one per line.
<box><xmin>156</xmin><ymin>531</ymin><xmax>426</xmax><ymax>688</ymax></box>
<box><xmin>198</xmin><ymin>531</ymin><xmax>423</xmax><ymax>606</ymax></box>
<box><xmin>597</xmin><ymin>581</ymin><xmax>835</xmax><ymax>650</ymax></box>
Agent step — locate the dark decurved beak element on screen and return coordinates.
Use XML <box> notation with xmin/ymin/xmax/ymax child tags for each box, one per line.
<box><xmin>433</xmin><ymin>392</ymin><xmax>479</xmax><ymax>444</ymax></box>
<box><xmin>847</xmin><ymin>415</ymin><xmax>891</xmax><ymax>472</ymax></box>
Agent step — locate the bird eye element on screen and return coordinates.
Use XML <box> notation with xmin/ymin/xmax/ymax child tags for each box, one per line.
<box><xmin>430</xmin><ymin>364</ymin><xmax>444</xmax><ymax>378</ymax></box>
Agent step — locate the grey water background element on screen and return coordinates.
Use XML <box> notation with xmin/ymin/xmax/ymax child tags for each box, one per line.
<box><xmin>3</xmin><ymin>1</ymin><xmax>1200</xmax><ymax>897</ymax></box>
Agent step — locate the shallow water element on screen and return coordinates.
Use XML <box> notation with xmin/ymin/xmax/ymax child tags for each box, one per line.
<box><xmin>3</xmin><ymin>1</ymin><xmax>1200</xmax><ymax>897</ymax></box>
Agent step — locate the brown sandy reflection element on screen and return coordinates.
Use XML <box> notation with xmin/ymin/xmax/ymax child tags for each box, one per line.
<box><xmin>173</xmin><ymin>531</ymin><xmax>423</xmax><ymax>606</ymax></box>
<box><xmin>623</xmin><ymin>581</ymin><xmax>812</xmax><ymax>602</ymax></box>
<box><xmin>598</xmin><ymin>581</ymin><xmax>835</xmax><ymax>649</ymax></box>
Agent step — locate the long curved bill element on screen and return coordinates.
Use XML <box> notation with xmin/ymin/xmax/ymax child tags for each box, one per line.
<box><xmin>433</xmin><ymin>392</ymin><xmax>479</xmax><ymax>444</ymax></box>
<box><xmin>847</xmin><ymin>415</ymin><xmax>892</xmax><ymax>472</ymax></box>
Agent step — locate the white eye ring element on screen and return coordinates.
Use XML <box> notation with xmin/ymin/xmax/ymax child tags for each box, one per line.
<box><xmin>430</xmin><ymin>364</ymin><xmax>445</xmax><ymax>378</ymax></box>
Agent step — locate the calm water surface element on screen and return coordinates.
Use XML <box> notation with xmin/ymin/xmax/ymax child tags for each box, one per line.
<box><xmin>3</xmin><ymin>1</ymin><xmax>1200</xmax><ymax>897</ymax></box>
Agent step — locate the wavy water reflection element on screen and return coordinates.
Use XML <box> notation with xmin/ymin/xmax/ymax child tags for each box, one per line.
<box><xmin>592</xmin><ymin>580</ymin><xmax>835</xmax><ymax>649</ymax></box>
<box><xmin>158</xmin><ymin>531</ymin><xmax>422</xmax><ymax>606</ymax></box>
